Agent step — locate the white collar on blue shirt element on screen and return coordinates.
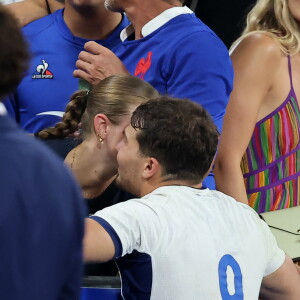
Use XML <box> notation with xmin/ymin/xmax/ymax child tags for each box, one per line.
<box><xmin>0</xmin><ymin>103</ymin><xmax>7</xmax><ymax>116</ymax></box>
<box><xmin>120</xmin><ymin>6</ymin><xmax>193</xmax><ymax>42</ymax></box>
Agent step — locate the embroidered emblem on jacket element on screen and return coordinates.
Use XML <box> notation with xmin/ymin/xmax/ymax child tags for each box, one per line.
<box><xmin>32</xmin><ymin>60</ymin><xmax>54</xmax><ymax>79</ymax></box>
<box><xmin>134</xmin><ymin>52</ymin><xmax>152</xmax><ymax>79</ymax></box>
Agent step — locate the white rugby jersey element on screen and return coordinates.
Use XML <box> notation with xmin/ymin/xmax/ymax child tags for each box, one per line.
<box><xmin>91</xmin><ymin>186</ymin><xmax>285</xmax><ymax>300</ymax></box>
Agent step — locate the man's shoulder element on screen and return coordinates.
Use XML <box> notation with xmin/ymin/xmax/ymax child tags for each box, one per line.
<box><xmin>209</xmin><ymin>189</ymin><xmax>254</xmax><ymax>209</ymax></box>
<box><xmin>151</xmin><ymin>14</ymin><xmax>227</xmax><ymax>53</ymax></box>
<box><xmin>22</xmin><ymin>9</ymin><xmax>60</xmax><ymax>38</ymax></box>
<box><xmin>164</xmin><ymin>14</ymin><xmax>219</xmax><ymax>38</ymax></box>
<box><xmin>0</xmin><ymin>116</ymin><xmax>73</xmax><ymax>182</ymax></box>
<box><xmin>0</xmin><ymin>118</ymin><xmax>84</xmax><ymax>212</ymax></box>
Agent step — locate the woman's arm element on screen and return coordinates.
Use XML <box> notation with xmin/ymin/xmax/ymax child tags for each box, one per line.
<box><xmin>214</xmin><ymin>33</ymin><xmax>283</xmax><ymax>204</ymax></box>
<box><xmin>6</xmin><ymin>0</ymin><xmax>64</xmax><ymax>27</ymax></box>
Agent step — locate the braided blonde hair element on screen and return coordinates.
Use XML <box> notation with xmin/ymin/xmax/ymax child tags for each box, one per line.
<box><xmin>37</xmin><ymin>75</ymin><xmax>159</xmax><ymax>139</ymax></box>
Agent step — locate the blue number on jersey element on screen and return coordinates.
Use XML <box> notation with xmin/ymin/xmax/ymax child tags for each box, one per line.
<box><xmin>218</xmin><ymin>254</ymin><xmax>244</xmax><ymax>299</ymax></box>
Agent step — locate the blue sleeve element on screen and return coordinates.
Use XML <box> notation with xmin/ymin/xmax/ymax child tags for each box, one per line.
<box><xmin>3</xmin><ymin>93</ymin><xmax>19</xmax><ymax>122</ymax></box>
<box><xmin>164</xmin><ymin>31</ymin><xmax>233</xmax><ymax>133</ymax></box>
<box><xmin>58</xmin><ymin>171</ymin><xmax>86</xmax><ymax>300</ymax></box>
<box><xmin>58</xmin><ymin>245</ymin><xmax>83</xmax><ymax>300</ymax></box>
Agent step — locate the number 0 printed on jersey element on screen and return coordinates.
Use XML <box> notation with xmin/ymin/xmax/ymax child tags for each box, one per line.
<box><xmin>218</xmin><ymin>254</ymin><xmax>244</xmax><ymax>299</ymax></box>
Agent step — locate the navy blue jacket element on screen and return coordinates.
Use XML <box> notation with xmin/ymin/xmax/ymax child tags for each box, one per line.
<box><xmin>0</xmin><ymin>114</ymin><xmax>85</xmax><ymax>300</ymax></box>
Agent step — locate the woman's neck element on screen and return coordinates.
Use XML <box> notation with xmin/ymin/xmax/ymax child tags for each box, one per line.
<box><xmin>65</xmin><ymin>141</ymin><xmax>117</xmax><ymax>199</ymax></box>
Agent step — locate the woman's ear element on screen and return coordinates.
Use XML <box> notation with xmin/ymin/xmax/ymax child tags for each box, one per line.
<box><xmin>93</xmin><ymin>114</ymin><xmax>109</xmax><ymax>141</ymax></box>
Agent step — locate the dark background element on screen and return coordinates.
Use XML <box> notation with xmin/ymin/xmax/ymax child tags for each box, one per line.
<box><xmin>186</xmin><ymin>0</ymin><xmax>256</xmax><ymax>48</ymax></box>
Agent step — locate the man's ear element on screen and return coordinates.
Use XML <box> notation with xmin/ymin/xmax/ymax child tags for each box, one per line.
<box><xmin>93</xmin><ymin>114</ymin><xmax>109</xmax><ymax>139</ymax></box>
<box><xmin>142</xmin><ymin>157</ymin><xmax>160</xmax><ymax>179</ymax></box>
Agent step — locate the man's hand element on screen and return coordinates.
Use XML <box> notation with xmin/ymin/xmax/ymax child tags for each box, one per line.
<box><xmin>74</xmin><ymin>41</ymin><xmax>130</xmax><ymax>85</ymax></box>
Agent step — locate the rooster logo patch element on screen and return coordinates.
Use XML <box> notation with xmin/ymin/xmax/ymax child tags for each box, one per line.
<box><xmin>32</xmin><ymin>59</ymin><xmax>54</xmax><ymax>79</ymax></box>
<box><xmin>134</xmin><ymin>52</ymin><xmax>152</xmax><ymax>79</ymax></box>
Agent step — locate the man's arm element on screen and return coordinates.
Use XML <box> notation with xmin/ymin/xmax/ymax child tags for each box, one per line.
<box><xmin>83</xmin><ymin>218</ymin><xmax>116</xmax><ymax>262</ymax></box>
<box><xmin>260</xmin><ymin>255</ymin><xmax>300</xmax><ymax>300</ymax></box>
<box><xmin>6</xmin><ymin>0</ymin><xmax>63</xmax><ymax>27</ymax></box>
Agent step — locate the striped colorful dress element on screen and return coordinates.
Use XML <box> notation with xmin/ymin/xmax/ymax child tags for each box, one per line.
<box><xmin>241</xmin><ymin>56</ymin><xmax>300</xmax><ymax>213</ymax></box>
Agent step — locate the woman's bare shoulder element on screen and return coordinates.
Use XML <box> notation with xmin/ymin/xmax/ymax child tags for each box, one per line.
<box><xmin>231</xmin><ymin>32</ymin><xmax>283</xmax><ymax>58</ymax></box>
<box><xmin>231</xmin><ymin>31</ymin><xmax>284</xmax><ymax>66</ymax></box>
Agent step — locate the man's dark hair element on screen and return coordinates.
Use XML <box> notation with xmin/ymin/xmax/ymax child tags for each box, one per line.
<box><xmin>0</xmin><ymin>5</ymin><xmax>29</xmax><ymax>100</ymax></box>
<box><xmin>131</xmin><ymin>96</ymin><xmax>219</xmax><ymax>183</ymax></box>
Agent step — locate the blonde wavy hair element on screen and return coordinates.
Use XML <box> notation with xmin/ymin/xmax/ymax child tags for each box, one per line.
<box><xmin>231</xmin><ymin>0</ymin><xmax>300</xmax><ymax>55</ymax></box>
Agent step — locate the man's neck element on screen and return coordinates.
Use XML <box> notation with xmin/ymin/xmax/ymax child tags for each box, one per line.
<box><xmin>124</xmin><ymin>1</ymin><xmax>181</xmax><ymax>40</ymax></box>
<box><xmin>140</xmin><ymin>179</ymin><xmax>203</xmax><ymax>197</ymax></box>
<box><xmin>63</xmin><ymin>3</ymin><xmax>122</xmax><ymax>40</ymax></box>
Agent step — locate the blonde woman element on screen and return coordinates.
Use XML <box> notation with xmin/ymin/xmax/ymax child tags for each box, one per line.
<box><xmin>36</xmin><ymin>75</ymin><xmax>159</xmax><ymax>214</ymax></box>
<box><xmin>214</xmin><ymin>0</ymin><xmax>300</xmax><ymax>212</ymax></box>
<box><xmin>36</xmin><ymin>75</ymin><xmax>158</xmax><ymax>277</ymax></box>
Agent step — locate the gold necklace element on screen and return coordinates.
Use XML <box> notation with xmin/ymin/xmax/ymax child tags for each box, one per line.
<box><xmin>69</xmin><ymin>146</ymin><xmax>101</xmax><ymax>199</ymax></box>
<box><xmin>70</xmin><ymin>146</ymin><xmax>78</xmax><ymax>170</ymax></box>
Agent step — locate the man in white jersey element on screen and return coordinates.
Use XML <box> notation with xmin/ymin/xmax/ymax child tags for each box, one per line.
<box><xmin>84</xmin><ymin>96</ymin><xmax>300</xmax><ymax>299</ymax></box>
